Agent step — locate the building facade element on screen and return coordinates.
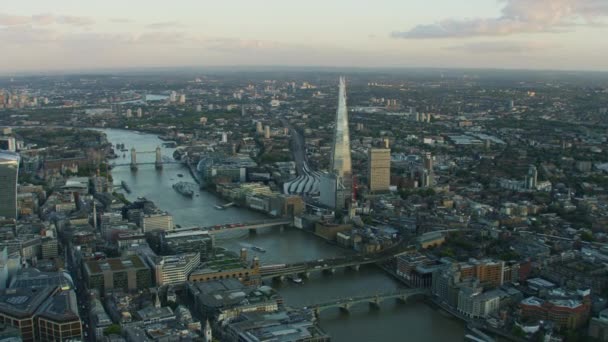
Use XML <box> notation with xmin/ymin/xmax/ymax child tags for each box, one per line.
<box><xmin>368</xmin><ymin>148</ymin><xmax>391</xmax><ymax>193</ymax></box>
<box><xmin>0</xmin><ymin>152</ymin><xmax>19</xmax><ymax>219</ymax></box>
<box><xmin>84</xmin><ymin>254</ymin><xmax>152</xmax><ymax>292</ymax></box>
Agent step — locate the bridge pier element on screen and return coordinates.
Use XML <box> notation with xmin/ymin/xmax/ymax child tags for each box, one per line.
<box><xmin>369</xmin><ymin>297</ymin><xmax>381</xmax><ymax>309</ymax></box>
<box><xmin>130</xmin><ymin>147</ymin><xmax>138</xmax><ymax>171</ymax></box>
<box><xmin>299</xmin><ymin>272</ymin><xmax>310</xmax><ymax>279</ymax></box>
<box><xmin>155</xmin><ymin>146</ymin><xmax>163</xmax><ymax>170</ymax></box>
<box><xmin>339</xmin><ymin>304</ymin><xmax>351</xmax><ymax>314</ymax></box>
<box><xmin>249</xmin><ymin>229</ymin><xmax>257</xmax><ymax>235</ymax></box>
<box><xmin>272</xmin><ymin>275</ymin><xmax>285</xmax><ymax>282</ymax></box>
<box><xmin>323</xmin><ymin>268</ymin><xmax>336</xmax><ymax>275</ymax></box>
<box><xmin>279</xmin><ymin>225</ymin><xmax>285</xmax><ymax>233</ymax></box>
<box><xmin>348</xmin><ymin>264</ymin><xmax>360</xmax><ymax>271</ymax></box>
<box><xmin>396</xmin><ymin>296</ymin><xmax>408</xmax><ymax>304</ymax></box>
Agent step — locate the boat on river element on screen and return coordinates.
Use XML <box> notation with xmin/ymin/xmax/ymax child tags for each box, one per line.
<box><xmin>172</xmin><ymin>182</ymin><xmax>195</xmax><ymax>198</ymax></box>
<box><xmin>252</xmin><ymin>246</ymin><xmax>266</xmax><ymax>253</ymax></box>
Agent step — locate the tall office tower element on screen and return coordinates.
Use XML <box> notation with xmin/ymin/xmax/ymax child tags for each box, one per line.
<box><xmin>136</xmin><ymin>108</ymin><xmax>143</xmax><ymax>118</ymax></box>
<box><xmin>420</xmin><ymin>169</ymin><xmax>431</xmax><ymax>188</ymax></box>
<box><xmin>0</xmin><ymin>152</ymin><xmax>19</xmax><ymax>219</ymax></box>
<box><xmin>368</xmin><ymin>148</ymin><xmax>391</xmax><ymax>193</ymax></box>
<box><xmin>170</xmin><ymin>91</ymin><xmax>177</xmax><ymax>102</ymax></box>
<box><xmin>256</xmin><ymin>121</ymin><xmax>263</xmax><ymax>134</ymax></box>
<box><xmin>329</xmin><ymin>77</ymin><xmax>353</xmax><ymax>209</ymax></box>
<box><xmin>422</xmin><ymin>152</ymin><xmax>434</xmax><ymax>187</ymax></box>
<box><xmin>526</xmin><ymin>165</ymin><xmax>538</xmax><ymax>190</ymax></box>
<box><xmin>423</xmin><ymin>152</ymin><xmax>433</xmax><ymax>171</ymax></box>
<box><xmin>179</xmin><ymin>94</ymin><xmax>186</xmax><ymax>104</ymax></box>
<box><xmin>125</xmin><ymin>109</ymin><xmax>132</xmax><ymax>118</ymax></box>
<box><xmin>264</xmin><ymin>125</ymin><xmax>271</xmax><ymax>139</ymax></box>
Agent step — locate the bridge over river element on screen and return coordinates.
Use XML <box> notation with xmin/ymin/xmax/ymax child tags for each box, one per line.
<box><xmin>297</xmin><ymin>288</ymin><xmax>428</xmax><ymax>318</ymax></box>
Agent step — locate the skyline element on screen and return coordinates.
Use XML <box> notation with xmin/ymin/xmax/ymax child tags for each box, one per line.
<box><xmin>1</xmin><ymin>0</ymin><xmax>608</xmax><ymax>73</ymax></box>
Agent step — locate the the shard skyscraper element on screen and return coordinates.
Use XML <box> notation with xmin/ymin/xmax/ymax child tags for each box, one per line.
<box><xmin>330</xmin><ymin>77</ymin><xmax>352</xmax><ymax>209</ymax></box>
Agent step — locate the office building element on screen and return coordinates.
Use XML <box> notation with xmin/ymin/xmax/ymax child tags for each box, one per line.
<box><xmin>264</xmin><ymin>125</ymin><xmax>271</xmax><ymax>139</ymax></box>
<box><xmin>0</xmin><ymin>286</ymin><xmax>81</xmax><ymax>342</ymax></box>
<box><xmin>187</xmin><ymin>279</ymin><xmax>281</xmax><ymax>323</ymax></box>
<box><xmin>526</xmin><ymin>165</ymin><xmax>538</xmax><ymax>190</ymax></box>
<box><xmin>520</xmin><ymin>294</ymin><xmax>591</xmax><ymax>330</ymax></box>
<box><xmin>588</xmin><ymin>308</ymin><xmax>608</xmax><ymax>341</ymax></box>
<box><xmin>36</xmin><ymin>290</ymin><xmax>82</xmax><ymax>341</ymax></box>
<box><xmin>423</xmin><ymin>152</ymin><xmax>433</xmax><ymax>171</ymax></box>
<box><xmin>153</xmin><ymin>252</ymin><xmax>200</xmax><ymax>286</ymax></box>
<box><xmin>179</xmin><ymin>94</ymin><xmax>186</xmax><ymax>103</ymax></box>
<box><xmin>368</xmin><ymin>148</ymin><xmax>391</xmax><ymax>193</ymax></box>
<box><xmin>329</xmin><ymin>77</ymin><xmax>353</xmax><ymax>210</ymax></box>
<box><xmin>0</xmin><ymin>152</ymin><xmax>19</xmax><ymax>219</ymax></box>
<box><xmin>189</xmin><ymin>254</ymin><xmax>260</xmax><ymax>286</ymax></box>
<box><xmin>0</xmin><ymin>137</ymin><xmax>16</xmax><ymax>152</ymax></box>
<box><xmin>140</xmin><ymin>213</ymin><xmax>174</xmax><ymax>233</ymax></box>
<box><xmin>84</xmin><ymin>254</ymin><xmax>152</xmax><ymax>292</ymax></box>
<box><xmin>225</xmin><ymin>310</ymin><xmax>330</xmax><ymax>342</ymax></box>
<box><xmin>161</xmin><ymin>229</ymin><xmax>214</xmax><ymax>260</ymax></box>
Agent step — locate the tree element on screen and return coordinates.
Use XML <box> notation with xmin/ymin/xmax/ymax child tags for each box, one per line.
<box><xmin>104</xmin><ymin>324</ymin><xmax>122</xmax><ymax>336</ymax></box>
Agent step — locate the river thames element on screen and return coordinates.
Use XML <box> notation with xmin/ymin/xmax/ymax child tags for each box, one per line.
<box><xmin>101</xmin><ymin>128</ymin><xmax>464</xmax><ymax>342</ymax></box>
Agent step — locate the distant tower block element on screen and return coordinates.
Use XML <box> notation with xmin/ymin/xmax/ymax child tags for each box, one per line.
<box><xmin>155</xmin><ymin>146</ymin><xmax>163</xmax><ymax>170</ymax></box>
<box><xmin>130</xmin><ymin>147</ymin><xmax>138</xmax><ymax>171</ymax></box>
<box><xmin>264</xmin><ymin>125</ymin><xmax>271</xmax><ymax>139</ymax></box>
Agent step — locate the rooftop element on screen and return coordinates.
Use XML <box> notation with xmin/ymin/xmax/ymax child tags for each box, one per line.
<box><xmin>85</xmin><ymin>254</ymin><xmax>148</xmax><ymax>274</ymax></box>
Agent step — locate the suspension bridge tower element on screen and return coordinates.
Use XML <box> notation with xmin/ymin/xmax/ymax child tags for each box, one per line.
<box><xmin>130</xmin><ymin>147</ymin><xmax>138</xmax><ymax>171</ymax></box>
<box><xmin>155</xmin><ymin>146</ymin><xmax>163</xmax><ymax>170</ymax></box>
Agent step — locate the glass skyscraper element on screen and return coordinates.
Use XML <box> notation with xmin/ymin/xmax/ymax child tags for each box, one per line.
<box><xmin>0</xmin><ymin>152</ymin><xmax>19</xmax><ymax>219</ymax></box>
<box><xmin>329</xmin><ymin>77</ymin><xmax>352</xmax><ymax>209</ymax></box>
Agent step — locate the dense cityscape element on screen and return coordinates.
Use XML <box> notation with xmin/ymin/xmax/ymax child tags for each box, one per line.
<box><xmin>0</xmin><ymin>68</ymin><xmax>606</xmax><ymax>342</ymax></box>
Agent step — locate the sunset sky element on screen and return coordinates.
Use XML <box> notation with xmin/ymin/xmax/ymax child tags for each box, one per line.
<box><xmin>1</xmin><ymin>0</ymin><xmax>607</xmax><ymax>73</ymax></box>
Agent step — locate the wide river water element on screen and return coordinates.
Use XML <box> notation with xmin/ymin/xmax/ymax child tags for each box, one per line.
<box><xmin>101</xmin><ymin>128</ymin><xmax>465</xmax><ymax>342</ymax></box>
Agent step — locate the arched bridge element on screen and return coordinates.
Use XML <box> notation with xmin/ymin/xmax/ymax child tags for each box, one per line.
<box><xmin>260</xmin><ymin>246</ymin><xmax>416</xmax><ymax>280</ymax></box>
<box><xmin>301</xmin><ymin>288</ymin><xmax>428</xmax><ymax>317</ymax></box>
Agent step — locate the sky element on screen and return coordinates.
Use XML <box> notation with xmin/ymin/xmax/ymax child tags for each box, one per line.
<box><xmin>1</xmin><ymin>0</ymin><xmax>607</xmax><ymax>73</ymax></box>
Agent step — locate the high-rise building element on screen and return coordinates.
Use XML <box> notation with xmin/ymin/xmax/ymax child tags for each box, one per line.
<box><xmin>264</xmin><ymin>125</ymin><xmax>271</xmax><ymax>139</ymax></box>
<box><xmin>0</xmin><ymin>152</ymin><xmax>19</xmax><ymax>219</ymax></box>
<box><xmin>526</xmin><ymin>165</ymin><xmax>538</xmax><ymax>190</ymax></box>
<box><xmin>125</xmin><ymin>109</ymin><xmax>132</xmax><ymax>118</ymax></box>
<box><xmin>423</xmin><ymin>152</ymin><xmax>433</xmax><ymax>171</ymax></box>
<box><xmin>329</xmin><ymin>77</ymin><xmax>352</xmax><ymax>209</ymax></box>
<box><xmin>179</xmin><ymin>94</ymin><xmax>186</xmax><ymax>104</ymax></box>
<box><xmin>368</xmin><ymin>148</ymin><xmax>391</xmax><ymax>193</ymax></box>
<box><xmin>170</xmin><ymin>91</ymin><xmax>177</xmax><ymax>102</ymax></box>
<box><xmin>136</xmin><ymin>107</ymin><xmax>143</xmax><ymax>117</ymax></box>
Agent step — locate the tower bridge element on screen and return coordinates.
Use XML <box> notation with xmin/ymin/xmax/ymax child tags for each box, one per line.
<box><xmin>110</xmin><ymin>147</ymin><xmax>179</xmax><ymax>170</ymax></box>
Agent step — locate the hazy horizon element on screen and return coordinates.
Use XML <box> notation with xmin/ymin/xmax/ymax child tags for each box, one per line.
<box><xmin>2</xmin><ymin>0</ymin><xmax>607</xmax><ymax>73</ymax></box>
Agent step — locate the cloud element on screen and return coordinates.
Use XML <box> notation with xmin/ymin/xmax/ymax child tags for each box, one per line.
<box><xmin>0</xmin><ymin>13</ymin><xmax>31</xmax><ymax>26</ymax></box>
<box><xmin>0</xmin><ymin>12</ymin><xmax>94</xmax><ymax>27</ymax></box>
<box><xmin>146</xmin><ymin>21</ymin><xmax>184</xmax><ymax>29</ymax></box>
<box><xmin>392</xmin><ymin>0</ymin><xmax>608</xmax><ymax>39</ymax></box>
<box><xmin>444</xmin><ymin>41</ymin><xmax>556</xmax><ymax>54</ymax></box>
<box><xmin>58</xmin><ymin>15</ymin><xmax>95</xmax><ymax>26</ymax></box>
<box><xmin>109</xmin><ymin>18</ymin><xmax>132</xmax><ymax>24</ymax></box>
